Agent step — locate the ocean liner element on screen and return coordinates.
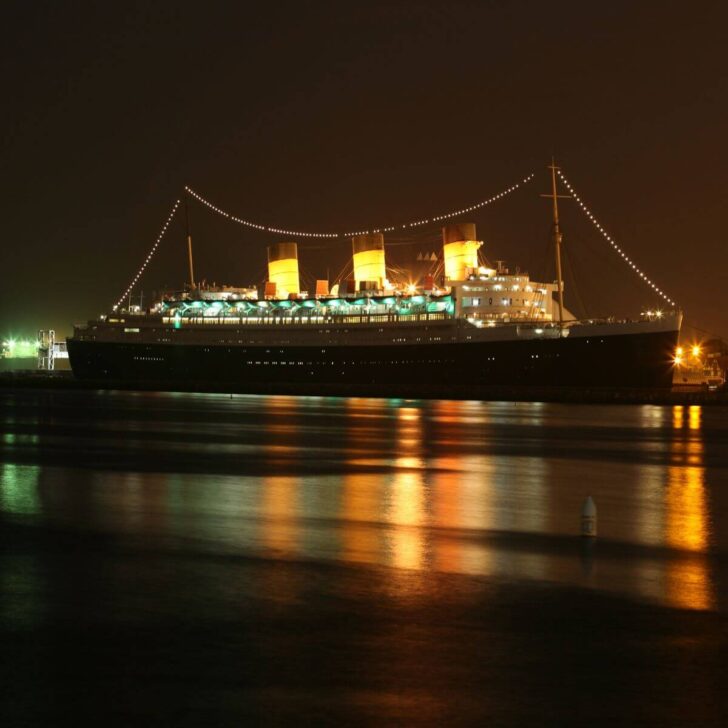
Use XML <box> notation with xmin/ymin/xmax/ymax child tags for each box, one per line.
<box><xmin>67</xmin><ymin>165</ymin><xmax>681</xmax><ymax>391</ymax></box>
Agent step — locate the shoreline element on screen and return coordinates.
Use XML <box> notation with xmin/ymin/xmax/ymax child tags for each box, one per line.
<box><xmin>1</xmin><ymin>370</ymin><xmax>726</xmax><ymax>405</ymax></box>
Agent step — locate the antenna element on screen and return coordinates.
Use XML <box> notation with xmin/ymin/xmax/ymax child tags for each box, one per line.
<box><xmin>540</xmin><ymin>158</ymin><xmax>571</xmax><ymax>327</ymax></box>
<box><xmin>184</xmin><ymin>191</ymin><xmax>196</xmax><ymax>289</ymax></box>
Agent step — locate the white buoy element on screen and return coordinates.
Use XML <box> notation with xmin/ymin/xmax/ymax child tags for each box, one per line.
<box><xmin>581</xmin><ymin>496</ymin><xmax>597</xmax><ymax>537</ymax></box>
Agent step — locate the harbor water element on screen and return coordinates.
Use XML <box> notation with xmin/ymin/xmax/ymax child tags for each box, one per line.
<box><xmin>1</xmin><ymin>389</ymin><xmax>727</xmax><ymax>725</ymax></box>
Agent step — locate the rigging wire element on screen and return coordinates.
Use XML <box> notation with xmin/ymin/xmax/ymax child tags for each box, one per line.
<box><xmin>681</xmin><ymin>321</ymin><xmax>726</xmax><ymax>343</ymax></box>
<box><xmin>113</xmin><ymin>166</ymin><xmax>676</xmax><ymax>321</ymax></box>
<box><xmin>297</xmin><ymin>263</ymin><xmax>321</xmax><ymax>293</ymax></box>
<box><xmin>533</xmin><ymin>227</ymin><xmax>554</xmax><ymax>285</ymax></box>
<box><xmin>562</xmin><ymin>225</ymin><xmax>649</xmax><ymax>312</ymax></box>
<box><xmin>559</xmin><ymin>231</ymin><xmax>589</xmax><ymax>319</ymax></box>
<box><xmin>556</xmin><ymin>170</ymin><xmax>675</xmax><ymax>307</ymax></box>
<box><xmin>332</xmin><ymin>257</ymin><xmax>354</xmax><ymax>288</ymax></box>
<box><xmin>184</xmin><ymin>173</ymin><xmax>535</xmax><ymax>240</ymax></box>
<box><xmin>113</xmin><ymin>199</ymin><xmax>181</xmax><ymax>311</ymax></box>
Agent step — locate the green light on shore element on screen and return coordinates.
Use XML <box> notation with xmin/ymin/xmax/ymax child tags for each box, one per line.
<box><xmin>2</xmin><ymin>338</ymin><xmax>38</xmax><ymax>358</ymax></box>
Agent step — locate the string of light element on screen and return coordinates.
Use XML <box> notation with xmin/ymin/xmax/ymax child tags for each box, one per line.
<box><xmin>112</xmin><ymin>199</ymin><xmax>181</xmax><ymax>311</ymax></box>
<box><xmin>556</xmin><ymin>170</ymin><xmax>675</xmax><ymax>307</ymax></box>
<box><xmin>184</xmin><ymin>173</ymin><xmax>535</xmax><ymax>240</ymax></box>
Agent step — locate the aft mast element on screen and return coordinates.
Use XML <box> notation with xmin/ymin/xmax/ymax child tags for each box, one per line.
<box><xmin>184</xmin><ymin>191</ymin><xmax>196</xmax><ymax>290</ymax></box>
<box><xmin>541</xmin><ymin>159</ymin><xmax>570</xmax><ymax>327</ymax></box>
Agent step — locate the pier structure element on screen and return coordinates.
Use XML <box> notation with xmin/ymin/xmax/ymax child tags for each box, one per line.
<box><xmin>38</xmin><ymin>330</ymin><xmax>69</xmax><ymax>371</ymax></box>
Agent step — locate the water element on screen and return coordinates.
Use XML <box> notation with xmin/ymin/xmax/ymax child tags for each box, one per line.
<box><xmin>2</xmin><ymin>390</ymin><xmax>728</xmax><ymax>724</ymax></box>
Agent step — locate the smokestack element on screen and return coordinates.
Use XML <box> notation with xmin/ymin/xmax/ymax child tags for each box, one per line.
<box><xmin>442</xmin><ymin>223</ymin><xmax>481</xmax><ymax>281</ymax></box>
<box><xmin>267</xmin><ymin>242</ymin><xmax>300</xmax><ymax>296</ymax></box>
<box><xmin>352</xmin><ymin>233</ymin><xmax>386</xmax><ymax>291</ymax></box>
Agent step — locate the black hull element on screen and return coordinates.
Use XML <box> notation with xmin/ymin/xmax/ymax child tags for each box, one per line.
<box><xmin>67</xmin><ymin>329</ymin><xmax>678</xmax><ymax>393</ymax></box>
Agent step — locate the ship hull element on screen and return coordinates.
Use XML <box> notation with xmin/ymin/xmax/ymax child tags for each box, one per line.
<box><xmin>67</xmin><ymin>328</ymin><xmax>678</xmax><ymax>392</ymax></box>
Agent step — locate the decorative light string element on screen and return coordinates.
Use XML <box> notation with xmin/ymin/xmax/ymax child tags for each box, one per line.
<box><xmin>113</xmin><ymin>199</ymin><xmax>181</xmax><ymax>311</ymax></box>
<box><xmin>184</xmin><ymin>173</ymin><xmax>534</xmax><ymax>240</ymax></box>
<box><xmin>556</xmin><ymin>170</ymin><xmax>675</xmax><ymax>307</ymax></box>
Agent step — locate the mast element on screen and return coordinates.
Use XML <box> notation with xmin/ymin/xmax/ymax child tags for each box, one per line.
<box><xmin>184</xmin><ymin>191</ymin><xmax>196</xmax><ymax>289</ymax></box>
<box><xmin>541</xmin><ymin>159</ymin><xmax>570</xmax><ymax>327</ymax></box>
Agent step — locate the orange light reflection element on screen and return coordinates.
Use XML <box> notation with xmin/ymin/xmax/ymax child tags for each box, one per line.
<box><xmin>387</xmin><ymin>406</ymin><xmax>427</xmax><ymax>571</ymax></box>
<box><xmin>666</xmin><ymin>406</ymin><xmax>712</xmax><ymax>610</ymax></box>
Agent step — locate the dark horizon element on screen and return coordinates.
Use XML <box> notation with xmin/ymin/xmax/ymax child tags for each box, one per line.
<box><xmin>2</xmin><ymin>1</ymin><xmax>727</xmax><ymax>339</ymax></box>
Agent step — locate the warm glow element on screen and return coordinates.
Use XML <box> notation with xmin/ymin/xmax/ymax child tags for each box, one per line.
<box><xmin>353</xmin><ymin>247</ymin><xmax>386</xmax><ymax>289</ymax></box>
<box><xmin>676</xmin><ymin>346</ymin><xmax>684</xmax><ymax>357</ymax></box>
<box><xmin>390</xmin><ymin>470</ymin><xmax>425</xmax><ymax>570</ymax></box>
<box><xmin>674</xmin><ymin>355</ymin><xmax>682</xmax><ymax>366</ymax></box>
<box><xmin>262</xmin><ymin>475</ymin><xmax>299</xmax><ymax>554</ymax></box>
<box><xmin>691</xmin><ymin>345</ymin><xmax>701</xmax><ymax>357</ymax></box>
<box><xmin>672</xmin><ymin>405</ymin><xmax>684</xmax><ymax>429</ymax></box>
<box><xmin>341</xmin><ymin>473</ymin><xmax>382</xmax><ymax>565</ymax></box>
<box><xmin>667</xmin><ymin>462</ymin><xmax>706</xmax><ymax>551</ymax></box>
<box><xmin>664</xmin><ymin>405</ymin><xmax>713</xmax><ymax>610</ymax></box>
<box><xmin>665</xmin><ymin>420</ymin><xmax>713</xmax><ymax>610</ymax></box>
<box><xmin>688</xmin><ymin>405</ymin><xmax>701</xmax><ymax>431</ymax></box>
<box><xmin>268</xmin><ymin>257</ymin><xmax>300</xmax><ymax>295</ymax></box>
<box><xmin>387</xmin><ymin>406</ymin><xmax>426</xmax><ymax>570</ymax></box>
<box><xmin>443</xmin><ymin>240</ymin><xmax>481</xmax><ymax>281</ymax></box>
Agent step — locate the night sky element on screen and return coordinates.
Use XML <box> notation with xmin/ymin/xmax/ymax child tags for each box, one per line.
<box><xmin>2</xmin><ymin>1</ymin><xmax>727</xmax><ymax>339</ymax></box>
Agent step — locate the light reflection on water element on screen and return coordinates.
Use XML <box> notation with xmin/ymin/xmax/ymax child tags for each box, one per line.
<box><xmin>665</xmin><ymin>405</ymin><xmax>711</xmax><ymax>610</ymax></box>
<box><xmin>1</xmin><ymin>392</ymin><xmax>727</xmax><ymax>613</ymax></box>
<box><xmin>0</xmin><ymin>461</ymin><xmax>44</xmax><ymax>629</ymax></box>
<box><xmin>0</xmin><ymin>462</ymin><xmax>40</xmax><ymax>515</ymax></box>
<box><xmin>387</xmin><ymin>406</ymin><xmax>425</xmax><ymax>570</ymax></box>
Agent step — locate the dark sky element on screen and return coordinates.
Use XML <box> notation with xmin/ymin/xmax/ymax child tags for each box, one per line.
<box><xmin>2</xmin><ymin>0</ymin><xmax>727</xmax><ymax>339</ymax></box>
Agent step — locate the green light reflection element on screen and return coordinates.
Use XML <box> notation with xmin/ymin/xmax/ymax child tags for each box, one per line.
<box><xmin>0</xmin><ymin>462</ymin><xmax>41</xmax><ymax>516</ymax></box>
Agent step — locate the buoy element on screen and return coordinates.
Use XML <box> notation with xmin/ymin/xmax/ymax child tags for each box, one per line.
<box><xmin>581</xmin><ymin>496</ymin><xmax>597</xmax><ymax>537</ymax></box>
